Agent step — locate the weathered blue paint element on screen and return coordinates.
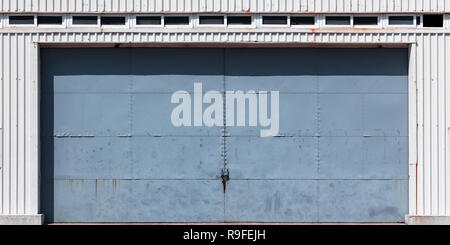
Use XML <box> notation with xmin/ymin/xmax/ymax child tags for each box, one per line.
<box><xmin>224</xmin><ymin>48</ymin><xmax>408</xmax><ymax>222</ymax></box>
<box><xmin>41</xmin><ymin>48</ymin><xmax>225</xmax><ymax>222</ymax></box>
<box><xmin>40</xmin><ymin>48</ymin><xmax>408</xmax><ymax>223</ymax></box>
<box><xmin>226</xmin><ymin>180</ymin><xmax>319</xmax><ymax>222</ymax></box>
<box><xmin>225</xmin><ymin>179</ymin><xmax>407</xmax><ymax>222</ymax></box>
<box><xmin>318</xmin><ymin>180</ymin><xmax>408</xmax><ymax>222</ymax></box>
<box><xmin>132</xmin><ymin>93</ymin><xmax>221</xmax><ymax>136</ymax></box>
<box><xmin>53</xmin><ymin>179</ymin><xmax>224</xmax><ymax>222</ymax></box>
<box><xmin>227</xmin><ymin>137</ymin><xmax>318</xmax><ymax>179</ymax></box>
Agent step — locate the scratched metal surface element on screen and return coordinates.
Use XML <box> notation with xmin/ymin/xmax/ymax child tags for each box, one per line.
<box><xmin>40</xmin><ymin>48</ymin><xmax>408</xmax><ymax>222</ymax></box>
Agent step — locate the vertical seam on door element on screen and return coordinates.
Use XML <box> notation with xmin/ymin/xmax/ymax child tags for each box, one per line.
<box><xmin>128</xmin><ymin>48</ymin><xmax>133</xmax><ymax>179</ymax></box>
<box><xmin>222</xmin><ymin>48</ymin><xmax>227</xmax><ymax>222</ymax></box>
<box><xmin>316</xmin><ymin>72</ymin><xmax>321</xmax><ymax>222</ymax></box>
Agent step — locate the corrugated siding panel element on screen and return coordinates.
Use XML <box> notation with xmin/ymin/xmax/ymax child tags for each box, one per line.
<box><xmin>24</xmin><ymin>31</ymin><xmax>418</xmax><ymax>43</ymax></box>
<box><xmin>0</xmin><ymin>29</ymin><xmax>449</xmax><ymax>217</ymax></box>
<box><xmin>412</xmin><ymin>33</ymin><xmax>450</xmax><ymax>216</ymax></box>
<box><xmin>438</xmin><ymin>33</ymin><xmax>446</xmax><ymax>216</ymax></box>
<box><xmin>446</xmin><ymin>33</ymin><xmax>450</xmax><ymax>216</ymax></box>
<box><xmin>1</xmin><ymin>33</ymin><xmax>11</xmax><ymax>215</ymax></box>
<box><xmin>0</xmin><ymin>0</ymin><xmax>450</xmax><ymax>13</ymax></box>
<box><xmin>408</xmin><ymin>42</ymin><xmax>417</xmax><ymax>216</ymax></box>
<box><xmin>416</xmin><ymin>35</ymin><xmax>425</xmax><ymax>215</ymax></box>
<box><xmin>0</xmin><ymin>33</ymin><xmax>38</xmax><ymax>214</ymax></box>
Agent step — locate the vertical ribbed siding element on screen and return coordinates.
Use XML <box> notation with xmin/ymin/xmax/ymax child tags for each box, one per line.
<box><xmin>0</xmin><ymin>0</ymin><xmax>450</xmax><ymax>13</ymax></box>
<box><xmin>446</xmin><ymin>33</ymin><xmax>450</xmax><ymax>216</ymax></box>
<box><xmin>408</xmin><ymin>41</ymin><xmax>417</xmax><ymax>216</ymax></box>
<box><xmin>0</xmin><ymin>31</ymin><xmax>449</xmax><ymax>217</ymax></box>
<box><xmin>0</xmin><ymin>33</ymin><xmax>38</xmax><ymax>215</ymax></box>
<box><xmin>413</xmin><ymin>33</ymin><xmax>450</xmax><ymax>216</ymax></box>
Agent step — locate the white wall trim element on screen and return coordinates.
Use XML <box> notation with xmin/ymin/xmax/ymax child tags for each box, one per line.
<box><xmin>406</xmin><ymin>215</ymin><xmax>450</xmax><ymax>225</ymax></box>
<box><xmin>0</xmin><ymin>214</ymin><xmax>44</xmax><ymax>225</ymax></box>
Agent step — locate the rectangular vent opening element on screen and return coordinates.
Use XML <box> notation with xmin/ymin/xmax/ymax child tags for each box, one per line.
<box><xmin>136</xmin><ymin>16</ymin><xmax>161</xmax><ymax>25</ymax></box>
<box><xmin>38</xmin><ymin>16</ymin><xmax>63</xmax><ymax>25</ymax></box>
<box><xmin>165</xmin><ymin>16</ymin><xmax>190</xmax><ymax>25</ymax></box>
<box><xmin>262</xmin><ymin>16</ymin><xmax>288</xmax><ymax>25</ymax></box>
<box><xmin>199</xmin><ymin>16</ymin><xmax>224</xmax><ymax>25</ymax></box>
<box><xmin>227</xmin><ymin>16</ymin><xmax>252</xmax><ymax>25</ymax></box>
<box><xmin>353</xmin><ymin>16</ymin><xmax>378</xmax><ymax>26</ymax></box>
<box><xmin>101</xmin><ymin>16</ymin><xmax>126</xmax><ymax>26</ymax></box>
<box><xmin>388</xmin><ymin>16</ymin><xmax>414</xmax><ymax>25</ymax></box>
<box><xmin>423</xmin><ymin>14</ymin><xmax>444</xmax><ymax>27</ymax></box>
<box><xmin>73</xmin><ymin>16</ymin><xmax>98</xmax><ymax>25</ymax></box>
<box><xmin>9</xmin><ymin>15</ymin><xmax>34</xmax><ymax>25</ymax></box>
<box><xmin>325</xmin><ymin>16</ymin><xmax>351</xmax><ymax>25</ymax></box>
<box><xmin>291</xmin><ymin>16</ymin><xmax>315</xmax><ymax>25</ymax></box>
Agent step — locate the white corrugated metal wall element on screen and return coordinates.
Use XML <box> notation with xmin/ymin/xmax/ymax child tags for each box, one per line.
<box><xmin>0</xmin><ymin>33</ymin><xmax>39</xmax><ymax>216</ymax></box>
<box><xmin>0</xmin><ymin>0</ymin><xmax>449</xmax><ymax>223</ymax></box>
<box><xmin>0</xmin><ymin>0</ymin><xmax>450</xmax><ymax>13</ymax></box>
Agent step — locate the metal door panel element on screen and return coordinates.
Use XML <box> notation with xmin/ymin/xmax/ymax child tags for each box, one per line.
<box><xmin>225</xmin><ymin>180</ymin><xmax>318</xmax><ymax>222</ymax></box>
<box><xmin>318</xmin><ymin>76</ymin><xmax>407</xmax><ymax>93</ymax></box>
<box><xmin>132</xmin><ymin>93</ymin><xmax>222</xmax><ymax>136</ymax></box>
<box><xmin>129</xmin><ymin>46</ymin><xmax>225</xmax><ymax>121</ymax></box>
<box><xmin>319</xmin><ymin>94</ymin><xmax>365</xmax><ymax>136</ymax></box>
<box><xmin>224</xmin><ymin>48</ymin><xmax>408</xmax><ymax>222</ymax></box>
<box><xmin>224</xmin><ymin>48</ymin><xmax>408</xmax><ymax>76</ymax></box>
<box><xmin>318</xmin><ymin>180</ymin><xmax>408</xmax><ymax>222</ymax></box>
<box><xmin>319</xmin><ymin>137</ymin><xmax>408</xmax><ymax>179</ymax></box>
<box><xmin>131</xmin><ymin>137</ymin><xmax>223</xmax><ymax>179</ymax></box>
<box><xmin>132</xmin><ymin>75</ymin><xmax>223</xmax><ymax>93</ymax></box>
<box><xmin>40</xmin><ymin>48</ymin><xmax>132</xmax><ymax>78</ymax></box>
<box><xmin>310</xmin><ymin>48</ymin><xmax>408</xmax><ymax>76</ymax></box>
<box><xmin>226</xmin><ymin>180</ymin><xmax>408</xmax><ymax>222</ymax></box>
<box><xmin>130</xmin><ymin>48</ymin><xmax>224</xmax><ymax>76</ymax></box>
<box><xmin>224</xmin><ymin>49</ymin><xmax>320</xmax><ymax>76</ymax></box>
<box><xmin>41</xmin><ymin>48</ymin><xmax>225</xmax><ymax>223</ymax></box>
<box><xmin>226</xmin><ymin>76</ymin><xmax>318</xmax><ymax>93</ymax></box>
<box><xmin>226</xmin><ymin>93</ymin><xmax>318</xmax><ymax>137</ymax></box>
<box><xmin>52</xmin><ymin>179</ymin><xmax>224</xmax><ymax>222</ymax></box>
<box><xmin>363</xmin><ymin>94</ymin><xmax>408</xmax><ymax>136</ymax></box>
<box><xmin>319</xmin><ymin>93</ymin><xmax>407</xmax><ymax>137</ymax></box>
<box><xmin>51</xmin><ymin>137</ymin><xmax>132</xmax><ymax>179</ymax></box>
<box><xmin>227</xmin><ymin>137</ymin><xmax>318</xmax><ymax>179</ymax></box>
<box><xmin>50</xmin><ymin>93</ymin><xmax>130</xmax><ymax>137</ymax></box>
<box><xmin>50</xmin><ymin>75</ymin><xmax>132</xmax><ymax>93</ymax></box>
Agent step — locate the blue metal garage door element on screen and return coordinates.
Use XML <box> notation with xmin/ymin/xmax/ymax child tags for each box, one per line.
<box><xmin>40</xmin><ymin>48</ymin><xmax>408</xmax><ymax>223</ymax></box>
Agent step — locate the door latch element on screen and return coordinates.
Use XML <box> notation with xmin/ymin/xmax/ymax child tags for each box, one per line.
<box><xmin>221</xmin><ymin>168</ymin><xmax>229</xmax><ymax>193</ymax></box>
